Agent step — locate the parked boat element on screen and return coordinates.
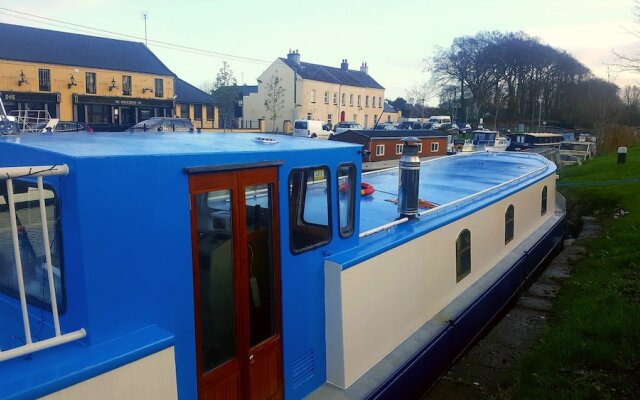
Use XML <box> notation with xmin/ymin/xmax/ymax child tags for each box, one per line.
<box><xmin>0</xmin><ymin>132</ymin><xmax>565</xmax><ymax>399</ymax></box>
<box><xmin>461</xmin><ymin>130</ymin><xmax>510</xmax><ymax>152</ymax></box>
<box><xmin>507</xmin><ymin>132</ymin><xmax>563</xmax><ymax>152</ymax></box>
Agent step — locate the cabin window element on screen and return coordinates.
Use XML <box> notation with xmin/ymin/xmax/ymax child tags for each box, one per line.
<box><xmin>431</xmin><ymin>142</ymin><xmax>439</xmax><ymax>152</ymax></box>
<box><xmin>154</xmin><ymin>78</ymin><xmax>164</xmax><ymax>98</ymax></box>
<box><xmin>337</xmin><ymin>164</ymin><xmax>356</xmax><ymax>238</ymax></box>
<box><xmin>505</xmin><ymin>205</ymin><xmax>514</xmax><ymax>244</ymax></box>
<box><xmin>396</xmin><ymin>144</ymin><xmax>403</xmax><ymax>155</ymax></box>
<box><xmin>38</xmin><ymin>68</ymin><xmax>51</xmax><ymax>92</ymax></box>
<box><xmin>122</xmin><ymin>75</ymin><xmax>132</xmax><ymax>96</ymax></box>
<box><xmin>85</xmin><ymin>72</ymin><xmax>96</xmax><ymax>94</ymax></box>
<box><xmin>541</xmin><ymin>186</ymin><xmax>548</xmax><ymax>215</ymax></box>
<box><xmin>456</xmin><ymin>229</ymin><xmax>471</xmax><ymax>282</ymax></box>
<box><xmin>418</xmin><ymin>143</ymin><xmax>423</xmax><ymax>153</ymax></box>
<box><xmin>288</xmin><ymin>167</ymin><xmax>331</xmax><ymax>253</ymax></box>
<box><xmin>376</xmin><ymin>144</ymin><xmax>385</xmax><ymax>156</ymax></box>
<box><xmin>0</xmin><ymin>180</ymin><xmax>65</xmax><ymax>312</ymax></box>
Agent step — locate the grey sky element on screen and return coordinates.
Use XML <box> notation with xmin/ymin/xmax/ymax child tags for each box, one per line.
<box><xmin>1</xmin><ymin>0</ymin><xmax>639</xmax><ymax>103</ymax></box>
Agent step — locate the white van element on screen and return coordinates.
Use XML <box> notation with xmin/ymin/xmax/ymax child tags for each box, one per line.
<box><xmin>292</xmin><ymin>120</ymin><xmax>334</xmax><ymax>139</ymax></box>
<box><xmin>427</xmin><ymin>115</ymin><xmax>452</xmax><ymax>129</ymax></box>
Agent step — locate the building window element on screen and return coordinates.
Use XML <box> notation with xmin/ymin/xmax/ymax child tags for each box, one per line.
<box><xmin>154</xmin><ymin>78</ymin><xmax>163</xmax><ymax>97</ymax></box>
<box><xmin>341</xmin><ymin>93</ymin><xmax>346</xmax><ymax>106</ymax></box>
<box><xmin>311</xmin><ymin>89</ymin><xmax>316</xmax><ymax>104</ymax></box>
<box><xmin>86</xmin><ymin>104</ymin><xmax>110</xmax><ymax>124</ymax></box>
<box><xmin>505</xmin><ymin>205</ymin><xmax>515</xmax><ymax>244</ymax></box>
<box><xmin>396</xmin><ymin>144</ymin><xmax>403</xmax><ymax>155</ymax></box>
<box><xmin>324</xmin><ymin>91</ymin><xmax>329</xmax><ymax>104</ymax></box>
<box><xmin>364</xmin><ymin>115</ymin><xmax>368</xmax><ymax>129</ymax></box>
<box><xmin>38</xmin><ymin>69</ymin><xmax>50</xmax><ymax>92</ymax></box>
<box><xmin>456</xmin><ymin>229</ymin><xmax>471</xmax><ymax>282</ymax></box>
<box><xmin>333</xmin><ymin>93</ymin><xmax>338</xmax><ymax>105</ymax></box>
<box><xmin>357</xmin><ymin>95</ymin><xmax>361</xmax><ymax>107</ymax></box>
<box><xmin>288</xmin><ymin>167</ymin><xmax>331</xmax><ymax>253</ymax></box>
<box><xmin>0</xmin><ymin>180</ymin><xmax>64</xmax><ymax>312</ymax></box>
<box><xmin>353</xmin><ymin>114</ymin><xmax>357</xmax><ymax>122</ymax></box>
<box><xmin>180</xmin><ymin>104</ymin><xmax>190</xmax><ymax>119</ymax></box>
<box><xmin>379</xmin><ymin>96</ymin><xmax>383</xmax><ymax>108</ymax></box>
<box><xmin>206</xmin><ymin>105</ymin><xmax>214</xmax><ymax>121</ymax></box>
<box><xmin>327</xmin><ymin>114</ymin><xmax>333</xmax><ymax>127</ymax></box>
<box><xmin>372</xmin><ymin>96</ymin><xmax>376</xmax><ymax>108</ymax></box>
<box><xmin>85</xmin><ymin>72</ymin><xmax>96</xmax><ymax>94</ymax></box>
<box><xmin>365</xmin><ymin>95</ymin><xmax>369</xmax><ymax>107</ymax></box>
<box><xmin>376</xmin><ymin>144</ymin><xmax>385</xmax><ymax>156</ymax></box>
<box><xmin>418</xmin><ymin>143</ymin><xmax>423</xmax><ymax>153</ymax></box>
<box><xmin>194</xmin><ymin>105</ymin><xmax>202</xmax><ymax>120</ymax></box>
<box><xmin>307</xmin><ymin>112</ymin><xmax>312</xmax><ymax>120</ymax></box>
<box><xmin>541</xmin><ymin>186</ymin><xmax>548</xmax><ymax>215</ymax></box>
<box><xmin>349</xmin><ymin>94</ymin><xmax>353</xmax><ymax>106</ymax></box>
<box><xmin>122</xmin><ymin>75</ymin><xmax>132</xmax><ymax>96</ymax></box>
<box><xmin>431</xmin><ymin>142</ymin><xmax>439</xmax><ymax>152</ymax></box>
<box><xmin>337</xmin><ymin>164</ymin><xmax>356</xmax><ymax>238</ymax></box>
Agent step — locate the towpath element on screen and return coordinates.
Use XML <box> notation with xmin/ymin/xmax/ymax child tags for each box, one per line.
<box><xmin>422</xmin><ymin>216</ymin><xmax>601</xmax><ymax>399</ymax></box>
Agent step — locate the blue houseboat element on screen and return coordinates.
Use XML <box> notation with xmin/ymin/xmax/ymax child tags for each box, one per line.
<box><xmin>0</xmin><ymin>132</ymin><xmax>565</xmax><ymax>399</ymax></box>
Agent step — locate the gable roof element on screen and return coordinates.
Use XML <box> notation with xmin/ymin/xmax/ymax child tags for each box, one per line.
<box><xmin>0</xmin><ymin>23</ymin><xmax>175</xmax><ymax>76</ymax></box>
<box><xmin>175</xmin><ymin>78</ymin><xmax>214</xmax><ymax>104</ymax></box>
<box><xmin>280</xmin><ymin>58</ymin><xmax>384</xmax><ymax>89</ymax></box>
<box><xmin>383</xmin><ymin>102</ymin><xmax>396</xmax><ymax>113</ymax></box>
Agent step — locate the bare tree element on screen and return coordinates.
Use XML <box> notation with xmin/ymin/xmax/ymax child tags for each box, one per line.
<box><xmin>614</xmin><ymin>1</ymin><xmax>640</xmax><ymax>73</ymax></box>
<box><xmin>264</xmin><ymin>71</ymin><xmax>285</xmax><ymax>132</ymax></box>
<box><xmin>211</xmin><ymin>62</ymin><xmax>238</xmax><ymax>130</ymax></box>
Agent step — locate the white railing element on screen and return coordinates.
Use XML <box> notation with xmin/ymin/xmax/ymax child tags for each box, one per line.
<box><xmin>0</xmin><ymin>164</ymin><xmax>86</xmax><ymax>362</ymax></box>
<box><xmin>360</xmin><ymin>153</ymin><xmax>552</xmax><ymax>238</ymax></box>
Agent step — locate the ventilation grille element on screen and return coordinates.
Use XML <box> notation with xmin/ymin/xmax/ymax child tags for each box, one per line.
<box><xmin>292</xmin><ymin>349</ymin><xmax>315</xmax><ymax>389</ymax></box>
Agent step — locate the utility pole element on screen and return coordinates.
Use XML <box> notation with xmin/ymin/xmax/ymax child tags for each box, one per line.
<box><xmin>141</xmin><ymin>11</ymin><xmax>149</xmax><ymax>46</ymax></box>
<box><xmin>537</xmin><ymin>96</ymin><xmax>542</xmax><ymax>131</ymax></box>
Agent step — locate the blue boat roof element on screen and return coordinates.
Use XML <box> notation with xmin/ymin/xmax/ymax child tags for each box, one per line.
<box><xmin>0</xmin><ymin>132</ymin><xmax>358</xmax><ymax>158</ymax></box>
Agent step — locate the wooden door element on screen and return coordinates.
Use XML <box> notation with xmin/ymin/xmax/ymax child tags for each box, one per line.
<box><xmin>190</xmin><ymin>168</ymin><xmax>283</xmax><ymax>400</ymax></box>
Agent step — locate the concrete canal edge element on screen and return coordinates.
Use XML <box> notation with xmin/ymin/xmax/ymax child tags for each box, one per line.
<box><xmin>423</xmin><ymin>216</ymin><xmax>601</xmax><ymax>400</ymax></box>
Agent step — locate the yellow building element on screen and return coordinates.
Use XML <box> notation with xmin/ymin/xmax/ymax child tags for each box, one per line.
<box><xmin>0</xmin><ymin>22</ymin><xmax>216</xmax><ymax>130</ymax></box>
<box><xmin>243</xmin><ymin>50</ymin><xmax>390</xmax><ymax>132</ymax></box>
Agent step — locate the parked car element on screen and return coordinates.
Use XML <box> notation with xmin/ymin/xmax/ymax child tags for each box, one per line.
<box><xmin>334</xmin><ymin>121</ymin><xmax>363</xmax><ymax>134</ymax></box>
<box><xmin>373</xmin><ymin>122</ymin><xmax>397</xmax><ymax>130</ymax></box>
<box><xmin>399</xmin><ymin>121</ymin><xmax>421</xmax><ymax>129</ymax></box>
<box><xmin>128</xmin><ymin>117</ymin><xmax>194</xmax><ymax>132</ymax></box>
<box><xmin>292</xmin><ymin>119</ymin><xmax>333</xmax><ymax>139</ymax></box>
<box><xmin>36</xmin><ymin>120</ymin><xmax>94</xmax><ymax>133</ymax></box>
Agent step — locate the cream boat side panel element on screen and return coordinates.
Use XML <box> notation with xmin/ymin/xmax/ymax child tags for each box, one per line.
<box><xmin>327</xmin><ymin>176</ymin><xmax>556</xmax><ymax>388</ymax></box>
<box><xmin>41</xmin><ymin>347</ymin><xmax>177</xmax><ymax>400</ymax></box>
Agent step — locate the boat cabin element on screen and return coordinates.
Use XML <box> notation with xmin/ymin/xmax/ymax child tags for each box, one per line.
<box><xmin>0</xmin><ymin>132</ymin><xmax>565</xmax><ymax>399</ymax></box>
<box><xmin>507</xmin><ymin>132</ymin><xmax>563</xmax><ymax>151</ymax></box>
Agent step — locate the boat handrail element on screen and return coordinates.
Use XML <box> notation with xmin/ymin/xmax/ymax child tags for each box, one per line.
<box><xmin>359</xmin><ymin>154</ymin><xmax>552</xmax><ymax>238</ymax></box>
<box><xmin>0</xmin><ymin>164</ymin><xmax>87</xmax><ymax>362</ymax></box>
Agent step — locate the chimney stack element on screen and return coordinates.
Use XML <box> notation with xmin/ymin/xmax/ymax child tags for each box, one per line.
<box><xmin>287</xmin><ymin>49</ymin><xmax>301</xmax><ymax>65</ymax></box>
<box><xmin>397</xmin><ymin>137</ymin><xmax>421</xmax><ymax>219</ymax></box>
<box><xmin>340</xmin><ymin>59</ymin><xmax>349</xmax><ymax>71</ymax></box>
<box><xmin>360</xmin><ymin>62</ymin><xmax>368</xmax><ymax>75</ymax></box>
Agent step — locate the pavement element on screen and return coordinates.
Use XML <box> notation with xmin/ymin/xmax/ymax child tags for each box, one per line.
<box><xmin>423</xmin><ymin>217</ymin><xmax>600</xmax><ymax>399</ymax></box>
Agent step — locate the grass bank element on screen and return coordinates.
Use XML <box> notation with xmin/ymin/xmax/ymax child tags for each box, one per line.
<box><xmin>511</xmin><ymin>147</ymin><xmax>640</xmax><ymax>399</ymax></box>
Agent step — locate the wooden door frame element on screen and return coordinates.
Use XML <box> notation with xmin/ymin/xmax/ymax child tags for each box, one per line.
<box><xmin>188</xmin><ymin>167</ymin><xmax>282</xmax><ymax>399</ymax></box>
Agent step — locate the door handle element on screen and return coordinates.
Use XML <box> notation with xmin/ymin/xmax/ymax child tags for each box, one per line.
<box><xmin>249</xmin><ymin>354</ymin><xmax>255</xmax><ymax>364</ymax></box>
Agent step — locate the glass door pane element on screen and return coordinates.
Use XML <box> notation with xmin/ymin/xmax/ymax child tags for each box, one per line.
<box><xmin>195</xmin><ymin>189</ymin><xmax>236</xmax><ymax>372</ymax></box>
<box><xmin>245</xmin><ymin>184</ymin><xmax>276</xmax><ymax>346</ymax></box>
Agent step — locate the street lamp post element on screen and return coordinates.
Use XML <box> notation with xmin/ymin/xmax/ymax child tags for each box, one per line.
<box><xmin>537</xmin><ymin>97</ymin><xmax>542</xmax><ymax>131</ymax></box>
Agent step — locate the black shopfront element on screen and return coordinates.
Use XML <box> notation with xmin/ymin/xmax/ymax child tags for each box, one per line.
<box><xmin>1</xmin><ymin>91</ymin><xmax>60</xmax><ymax>118</ymax></box>
<box><xmin>74</xmin><ymin>95</ymin><xmax>174</xmax><ymax>131</ymax></box>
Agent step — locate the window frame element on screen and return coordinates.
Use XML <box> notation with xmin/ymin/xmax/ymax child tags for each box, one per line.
<box><xmin>349</xmin><ymin>94</ymin><xmax>354</xmax><ymax>107</ymax></box>
<box><xmin>333</xmin><ymin>92</ymin><xmax>338</xmax><ymax>105</ymax></box>
<box><xmin>541</xmin><ymin>186</ymin><xmax>548</xmax><ymax>215</ymax></box>
<box><xmin>342</xmin><ymin>93</ymin><xmax>346</xmax><ymax>106</ymax></box>
<box><xmin>38</xmin><ymin>68</ymin><xmax>51</xmax><ymax>92</ymax></box>
<box><xmin>337</xmin><ymin>163</ymin><xmax>356</xmax><ymax>238</ymax></box>
<box><xmin>456</xmin><ymin>229</ymin><xmax>471</xmax><ymax>282</ymax></box>
<box><xmin>365</xmin><ymin>95</ymin><xmax>369</xmax><ymax>107</ymax></box>
<box><xmin>122</xmin><ymin>75</ymin><xmax>132</xmax><ymax>96</ymax></box>
<box><xmin>376</xmin><ymin>144</ymin><xmax>385</xmax><ymax>156</ymax></box>
<box><xmin>379</xmin><ymin>96</ymin><xmax>383</xmax><ymax>108</ymax></box>
<box><xmin>194</xmin><ymin>105</ymin><xmax>202</xmax><ymax>121</ymax></box>
<box><xmin>324</xmin><ymin>91</ymin><xmax>329</xmax><ymax>104</ymax></box>
<box><xmin>505</xmin><ymin>204</ymin><xmax>514</xmax><ymax>244</ymax></box>
<box><xmin>357</xmin><ymin>95</ymin><xmax>362</xmax><ymax>107</ymax></box>
<box><xmin>310</xmin><ymin>89</ymin><xmax>316</xmax><ymax>104</ymax></box>
<box><xmin>395</xmin><ymin>143</ymin><xmax>403</xmax><ymax>155</ymax></box>
<box><xmin>0</xmin><ymin>179</ymin><xmax>66</xmax><ymax>313</ymax></box>
<box><xmin>206</xmin><ymin>105</ymin><xmax>214</xmax><ymax>121</ymax></box>
<box><xmin>288</xmin><ymin>166</ymin><xmax>332</xmax><ymax>254</ymax></box>
<box><xmin>154</xmin><ymin>78</ymin><xmax>164</xmax><ymax>98</ymax></box>
<box><xmin>85</xmin><ymin>72</ymin><xmax>96</xmax><ymax>94</ymax></box>
<box><xmin>418</xmin><ymin>143</ymin><xmax>423</xmax><ymax>153</ymax></box>
<box><xmin>431</xmin><ymin>142</ymin><xmax>439</xmax><ymax>152</ymax></box>
<box><xmin>372</xmin><ymin>97</ymin><xmax>376</xmax><ymax>108</ymax></box>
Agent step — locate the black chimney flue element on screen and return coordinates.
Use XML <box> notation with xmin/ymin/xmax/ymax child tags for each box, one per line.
<box><xmin>398</xmin><ymin>137</ymin><xmax>421</xmax><ymax>219</ymax></box>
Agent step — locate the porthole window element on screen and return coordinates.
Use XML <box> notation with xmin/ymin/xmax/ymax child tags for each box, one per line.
<box><xmin>456</xmin><ymin>229</ymin><xmax>471</xmax><ymax>282</ymax></box>
<box><xmin>541</xmin><ymin>186</ymin><xmax>548</xmax><ymax>216</ymax></box>
<box><xmin>288</xmin><ymin>167</ymin><xmax>331</xmax><ymax>253</ymax></box>
<box><xmin>505</xmin><ymin>205</ymin><xmax>514</xmax><ymax>244</ymax></box>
